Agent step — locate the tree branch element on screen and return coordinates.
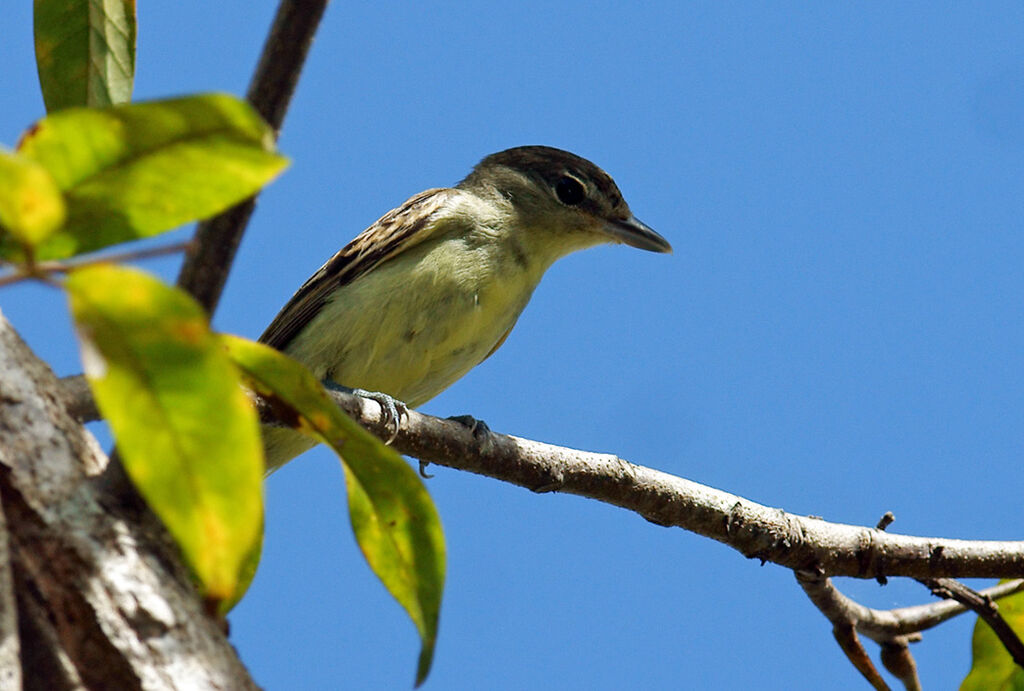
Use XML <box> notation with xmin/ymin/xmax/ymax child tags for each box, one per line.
<box><xmin>879</xmin><ymin>640</ymin><xmax>921</xmax><ymax>691</ymax></box>
<box><xmin>59</xmin><ymin>373</ymin><xmax>98</xmax><ymax>422</ymax></box>
<box><xmin>797</xmin><ymin>570</ymin><xmax>1024</xmax><ymax>689</ymax></box>
<box><xmin>175</xmin><ymin>0</ymin><xmax>329</xmax><ymax>314</ymax></box>
<box><xmin>919</xmin><ymin>577</ymin><xmax>1024</xmax><ymax>667</ymax></box>
<box><xmin>797</xmin><ymin>572</ymin><xmax>1024</xmax><ymax>642</ymax></box>
<box><xmin>367</xmin><ymin>398</ymin><xmax>1024</xmax><ymax>579</ymax></box>
<box><xmin>55</xmin><ymin>374</ymin><xmax>1024</xmax><ymax>579</ymax></box>
<box><xmin>832</xmin><ymin>620</ymin><xmax>892</xmax><ymax>690</ymax></box>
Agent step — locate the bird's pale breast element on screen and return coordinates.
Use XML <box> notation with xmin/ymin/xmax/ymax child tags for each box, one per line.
<box><xmin>283</xmin><ymin>229</ymin><xmax>540</xmax><ymax>408</ymax></box>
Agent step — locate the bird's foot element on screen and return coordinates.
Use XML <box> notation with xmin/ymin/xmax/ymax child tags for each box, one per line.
<box><xmin>321</xmin><ymin>381</ymin><xmax>407</xmax><ymax>444</ymax></box>
<box><xmin>351</xmin><ymin>388</ymin><xmax>408</xmax><ymax>444</ymax></box>
<box><xmin>418</xmin><ymin>414</ymin><xmax>495</xmax><ymax>479</ymax></box>
<box><xmin>447</xmin><ymin>414</ymin><xmax>493</xmax><ymax>445</ymax></box>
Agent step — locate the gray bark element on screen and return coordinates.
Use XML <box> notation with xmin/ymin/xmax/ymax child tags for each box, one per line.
<box><xmin>0</xmin><ymin>311</ymin><xmax>255</xmax><ymax>690</ymax></box>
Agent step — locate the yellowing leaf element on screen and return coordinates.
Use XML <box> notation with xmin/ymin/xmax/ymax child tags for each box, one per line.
<box><xmin>66</xmin><ymin>265</ymin><xmax>264</xmax><ymax>607</ymax></box>
<box><xmin>0</xmin><ymin>149</ymin><xmax>65</xmax><ymax>249</ymax></box>
<box><xmin>961</xmin><ymin>586</ymin><xmax>1024</xmax><ymax>690</ymax></box>
<box><xmin>14</xmin><ymin>94</ymin><xmax>287</xmax><ymax>260</ymax></box>
<box><xmin>220</xmin><ymin>335</ymin><xmax>445</xmax><ymax>686</ymax></box>
<box><xmin>34</xmin><ymin>0</ymin><xmax>136</xmax><ymax>112</ymax></box>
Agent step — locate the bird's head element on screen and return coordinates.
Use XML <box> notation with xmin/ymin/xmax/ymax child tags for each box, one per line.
<box><xmin>459</xmin><ymin>145</ymin><xmax>672</xmax><ymax>256</ymax></box>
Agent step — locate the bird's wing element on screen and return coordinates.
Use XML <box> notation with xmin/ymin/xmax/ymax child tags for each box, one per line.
<box><xmin>482</xmin><ymin>320</ymin><xmax>517</xmax><ymax>362</ymax></box>
<box><xmin>259</xmin><ymin>187</ymin><xmax>458</xmax><ymax>350</ymax></box>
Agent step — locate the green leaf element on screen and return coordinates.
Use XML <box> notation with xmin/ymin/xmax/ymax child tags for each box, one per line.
<box><xmin>961</xmin><ymin>586</ymin><xmax>1024</xmax><ymax>690</ymax></box>
<box><xmin>13</xmin><ymin>93</ymin><xmax>287</xmax><ymax>261</ymax></box>
<box><xmin>220</xmin><ymin>335</ymin><xmax>445</xmax><ymax>686</ymax></box>
<box><xmin>66</xmin><ymin>265</ymin><xmax>264</xmax><ymax>608</ymax></box>
<box><xmin>0</xmin><ymin>149</ymin><xmax>66</xmax><ymax>249</ymax></box>
<box><xmin>34</xmin><ymin>0</ymin><xmax>136</xmax><ymax>112</ymax></box>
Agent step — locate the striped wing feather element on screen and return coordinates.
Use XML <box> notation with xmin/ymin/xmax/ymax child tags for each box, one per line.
<box><xmin>259</xmin><ymin>188</ymin><xmax>456</xmax><ymax>350</ymax></box>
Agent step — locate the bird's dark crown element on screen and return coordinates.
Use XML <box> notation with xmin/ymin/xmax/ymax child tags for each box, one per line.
<box><xmin>459</xmin><ymin>145</ymin><xmax>628</xmax><ymax>215</ymax></box>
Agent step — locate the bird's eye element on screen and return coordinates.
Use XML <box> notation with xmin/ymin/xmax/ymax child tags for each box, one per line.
<box><xmin>554</xmin><ymin>176</ymin><xmax>586</xmax><ymax>206</ymax></box>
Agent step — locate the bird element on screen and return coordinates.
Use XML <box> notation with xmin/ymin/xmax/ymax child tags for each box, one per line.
<box><xmin>259</xmin><ymin>145</ymin><xmax>671</xmax><ymax>471</ymax></box>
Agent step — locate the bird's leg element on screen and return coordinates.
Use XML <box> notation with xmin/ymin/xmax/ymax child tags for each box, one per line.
<box><xmin>321</xmin><ymin>381</ymin><xmax>407</xmax><ymax>444</ymax></box>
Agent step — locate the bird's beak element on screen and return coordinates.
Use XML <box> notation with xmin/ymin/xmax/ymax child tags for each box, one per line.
<box><xmin>603</xmin><ymin>215</ymin><xmax>673</xmax><ymax>254</ymax></box>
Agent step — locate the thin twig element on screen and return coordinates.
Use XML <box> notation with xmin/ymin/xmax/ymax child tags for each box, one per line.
<box><xmin>879</xmin><ymin>640</ymin><xmax>921</xmax><ymax>691</ymax></box>
<box><xmin>833</xmin><ymin>621</ymin><xmax>891</xmax><ymax>690</ymax></box>
<box><xmin>919</xmin><ymin>577</ymin><xmax>1024</xmax><ymax>668</ymax></box>
<box><xmin>798</xmin><ymin>570</ymin><xmax>1024</xmax><ymax>641</ymax></box>
<box><xmin>38</xmin><ymin>240</ymin><xmax>196</xmax><ymax>274</ymax></box>
<box><xmin>59</xmin><ymin>374</ymin><xmax>98</xmax><ymax>422</ymax></box>
<box><xmin>0</xmin><ymin>271</ymin><xmax>59</xmax><ymax>289</ymax></box>
<box><xmin>175</xmin><ymin>0</ymin><xmax>329</xmax><ymax>314</ymax></box>
<box><xmin>0</xmin><ymin>271</ymin><xmax>32</xmax><ymax>288</ymax></box>
<box><xmin>0</xmin><ymin>241</ymin><xmax>194</xmax><ymax>288</ymax></box>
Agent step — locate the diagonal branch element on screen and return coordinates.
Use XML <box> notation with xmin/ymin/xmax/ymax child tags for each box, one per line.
<box><xmin>310</xmin><ymin>393</ymin><xmax>1024</xmax><ymax>578</ymax></box>
<box><xmin>919</xmin><ymin>577</ymin><xmax>1024</xmax><ymax>667</ymax></box>
<box><xmin>176</xmin><ymin>0</ymin><xmax>329</xmax><ymax>314</ymax></box>
<box><xmin>100</xmin><ymin>0</ymin><xmax>331</xmax><ymax>581</ymax></box>
<box><xmin>105</xmin><ymin>0</ymin><xmax>329</xmax><ymax>512</ymax></box>
<box><xmin>369</xmin><ymin>401</ymin><xmax>1024</xmax><ymax>579</ymax></box>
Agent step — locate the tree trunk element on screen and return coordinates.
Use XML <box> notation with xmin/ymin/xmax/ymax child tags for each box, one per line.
<box><xmin>0</xmin><ymin>311</ymin><xmax>255</xmax><ymax>690</ymax></box>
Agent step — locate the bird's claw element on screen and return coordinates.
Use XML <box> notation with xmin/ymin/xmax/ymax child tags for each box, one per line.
<box><xmin>351</xmin><ymin>388</ymin><xmax>407</xmax><ymax>444</ymax></box>
<box><xmin>418</xmin><ymin>460</ymin><xmax>434</xmax><ymax>479</ymax></box>
<box><xmin>321</xmin><ymin>381</ymin><xmax>407</xmax><ymax>444</ymax></box>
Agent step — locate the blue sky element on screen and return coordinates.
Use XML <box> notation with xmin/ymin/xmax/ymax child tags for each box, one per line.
<box><xmin>3</xmin><ymin>3</ymin><xmax>1024</xmax><ymax>688</ymax></box>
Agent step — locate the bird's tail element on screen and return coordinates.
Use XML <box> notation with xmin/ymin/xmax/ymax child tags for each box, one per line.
<box><xmin>262</xmin><ymin>425</ymin><xmax>319</xmax><ymax>475</ymax></box>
